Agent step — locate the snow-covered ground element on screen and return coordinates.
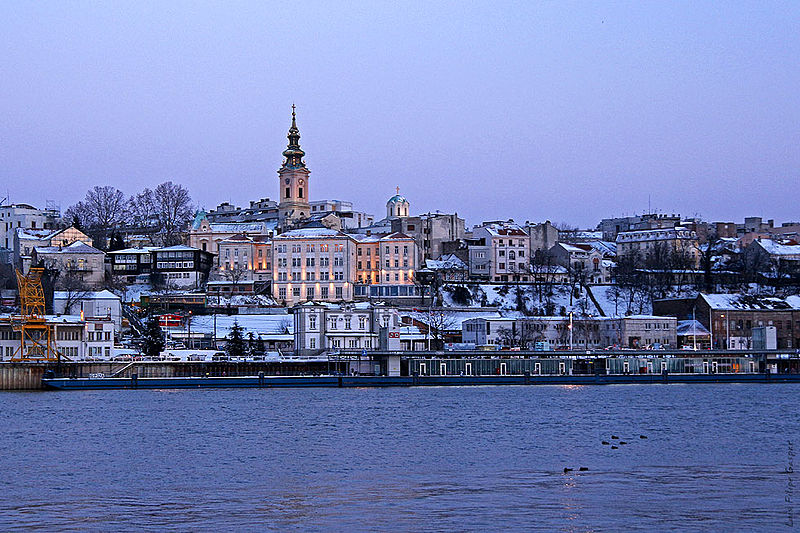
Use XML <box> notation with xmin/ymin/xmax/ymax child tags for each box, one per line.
<box><xmin>184</xmin><ymin>313</ymin><xmax>293</xmax><ymax>338</ymax></box>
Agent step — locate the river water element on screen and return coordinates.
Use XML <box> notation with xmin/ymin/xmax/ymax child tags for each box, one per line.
<box><xmin>0</xmin><ymin>384</ymin><xmax>797</xmax><ymax>531</ymax></box>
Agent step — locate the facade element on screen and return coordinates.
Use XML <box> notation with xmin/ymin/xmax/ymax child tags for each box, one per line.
<box><xmin>0</xmin><ymin>203</ymin><xmax>60</xmax><ymax>255</ymax></box>
<box><xmin>391</xmin><ymin>212</ymin><xmax>466</xmax><ymax>266</ymax></box>
<box><xmin>0</xmin><ymin>315</ymin><xmax>114</xmax><ymax>361</ymax></box>
<box><xmin>653</xmin><ymin>294</ymin><xmax>800</xmax><ymax>350</ymax></box>
<box><xmin>616</xmin><ymin>226</ymin><xmax>700</xmax><ymax>267</ymax></box>
<box><xmin>548</xmin><ymin>243</ymin><xmax>609</xmax><ymax>284</ymax></box>
<box><xmin>152</xmin><ymin>245</ymin><xmax>214</xmax><ymax>290</ymax></box>
<box><xmin>293</xmin><ymin>302</ymin><xmax>400</xmax><ymax>357</ymax></box>
<box><xmin>599</xmin><ymin>213</ymin><xmax>682</xmax><ymax>242</ymax></box>
<box><xmin>108</xmin><ymin>247</ymin><xmax>159</xmax><ymax>283</ymax></box>
<box><xmin>13</xmin><ymin>226</ymin><xmax>91</xmax><ymax>272</ymax></box>
<box><xmin>462</xmin><ymin>315</ymin><xmax>677</xmax><ymax>350</ymax></box>
<box><xmin>525</xmin><ymin>221</ymin><xmax>559</xmax><ymax>253</ymax></box>
<box><xmin>32</xmin><ymin>241</ymin><xmax>106</xmax><ymax>287</ymax></box>
<box><xmin>471</xmin><ymin>221</ymin><xmax>531</xmax><ymax>282</ymax></box>
<box><xmin>53</xmin><ymin>290</ymin><xmax>123</xmax><ymax>332</ymax></box>
<box><xmin>272</xmin><ymin>228</ymin><xmax>356</xmax><ymax>305</ymax></box>
<box><xmin>188</xmin><ymin>210</ymin><xmax>274</xmax><ymax>267</ymax></box>
<box><xmin>217</xmin><ymin>233</ymin><xmax>272</xmax><ymax>282</ymax></box>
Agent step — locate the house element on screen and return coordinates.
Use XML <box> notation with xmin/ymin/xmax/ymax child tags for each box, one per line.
<box><xmin>13</xmin><ymin>226</ymin><xmax>91</xmax><ymax>272</ymax></box>
<box><xmin>53</xmin><ymin>289</ymin><xmax>123</xmax><ymax>333</ymax></box>
<box><xmin>616</xmin><ymin>226</ymin><xmax>700</xmax><ymax>267</ymax></box>
<box><xmin>292</xmin><ymin>301</ymin><xmax>399</xmax><ymax>357</ymax></box>
<box><xmin>0</xmin><ymin>203</ymin><xmax>60</xmax><ymax>257</ymax></box>
<box><xmin>548</xmin><ymin>242</ymin><xmax>609</xmax><ymax>284</ymax></box>
<box><xmin>152</xmin><ymin>245</ymin><xmax>214</xmax><ymax>290</ymax></box>
<box><xmin>107</xmin><ymin>246</ymin><xmax>159</xmax><ymax>283</ymax></box>
<box><xmin>471</xmin><ymin>221</ymin><xmax>531</xmax><ymax>282</ymax></box>
<box><xmin>424</xmin><ymin>254</ymin><xmax>469</xmax><ymax>282</ymax></box>
<box><xmin>32</xmin><ymin>241</ymin><xmax>106</xmax><ymax>288</ymax></box>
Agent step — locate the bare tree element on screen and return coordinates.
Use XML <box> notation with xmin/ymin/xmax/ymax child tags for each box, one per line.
<box><xmin>65</xmin><ymin>186</ymin><xmax>128</xmax><ymax>249</ymax></box>
<box><xmin>496</xmin><ymin>322</ymin><xmax>535</xmax><ymax>349</ymax></box>
<box><xmin>221</xmin><ymin>262</ymin><xmax>249</xmax><ymax>312</ymax></box>
<box><xmin>128</xmin><ymin>188</ymin><xmax>157</xmax><ymax>230</ymax></box>
<box><xmin>412</xmin><ymin>308</ymin><xmax>458</xmax><ymax>348</ymax></box>
<box><xmin>152</xmin><ymin>181</ymin><xmax>193</xmax><ymax>246</ymax></box>
<box><xmin>51</xmin><ymin>270</ymin><xmax>91</xmax><ymax>315</ymax></box>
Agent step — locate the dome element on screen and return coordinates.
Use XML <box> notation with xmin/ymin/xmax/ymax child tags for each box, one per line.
<box><xmin>387</xmin><ymin>194</ymin><xmax>407</xmax><ymax>205</ymax></box>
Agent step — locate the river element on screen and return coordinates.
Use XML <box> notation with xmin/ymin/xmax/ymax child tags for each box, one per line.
<box><xmin>0</xmin><ymin>384</ymin><xmax>797</xmax><ymax>531</ymax></box>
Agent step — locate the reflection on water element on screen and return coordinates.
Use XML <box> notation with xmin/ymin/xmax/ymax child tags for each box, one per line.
<box><xmin>0</xmin><ymin>384</ymin><xmax>797</xmax><ymax>531</ymax></box>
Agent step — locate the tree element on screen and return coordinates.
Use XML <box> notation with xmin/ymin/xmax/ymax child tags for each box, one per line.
<box><xmin>496</xmin><ymin>322</ymin><xmax>535</xmax><ymax>349</ymax></box>
<box><xmin>412</xmin><ymin>308</ymin><xmax>458</xmax><ymax>348</ymax></box>
<box><xmin>152</xmin><ymin>181</ymin><xmax>193</xmax><ymax>246</ymax></box>
<box><xmin>221</xmin><ymin>262</ymin><xmax>249</xmax><ymax>312</ymax></box>
<box><xmin>54</xmin><ymin>271</ymin><xmax>91</xmax><ymax>315</ymax></box>
<box><xmin>142</xmin><ymin>315</ymin><xmax>165</xmax><ymax>358</ymax></box>
<box><xmin>108</xmin><ymin>231</ymin><xmax>126</xmax><ymax>251</ymax></box>
<box><xmin>247</xmin><ymin>331</ymin><xmax>257</xmax><ymax>355</ymax></box>
<box><xmin>65</xmin><ymin>186</ymin><xmax>127</xmax><ymax>249</ymax></box>
<box><xmin>225</xmin><ymin>320</ymin><xmax>246</xmax><ymax>359</ymax></box>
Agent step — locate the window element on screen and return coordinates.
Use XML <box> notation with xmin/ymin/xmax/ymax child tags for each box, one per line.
<box><xmin>298</xmin><ymin>187</ymin><xmax>303</xmax><ymax>198</ymax></box>
<box><xmin>321</xmin><ymin>287</ymin><xmax>329</xmax><ymax>299</ymax></box>
<box><xmin>359</xmin><ymin>316</ymin><xmax>366</xmax><ymax>329</ymax></box>
<box><xmin>285</xmin><ymin>187</ymin><xmax>290</xmax><ymax>197</ymax></box>
<box><xmin>394</xmin><ymin>246</ymin><xmax>399</xmax><ymax>254</ymax></box>
<box><xmin>292</xmin><ymin>287</ymin><xmax>300</xmax><ymax>297</ymax></box>
<box><xmin>279</xmin><ymin>288</ymin><xmax>287</xmax><ymax>299</ymax></box>
<box><xmin>309</xmin><ymin>338</ymin><xmax>316</xmax><ymax>349</ymax></box>
<box><xmin>335</xmin><ymin>287</ymin><xmax>343</xmax><ymax>299</ymax></box>
<box><xmin>309</xmin><ymin>315</ymin><xmax>317</xmax><ymax>329</ymax></box>
<box><xmin>345</xmin><ymin>317</ymin><xmax>351</xmax><ymax>330</ymax></box>
<box><xmin>307</xmin><ymin>272</ymin><xmax>315</xmax><ymax>281</ymax></box>
<box><xmin>306</xmin><ymin>287</ymin><xmax>314</xmax><ymax>300</ymax></box>
<box><xmin>403</xmin><ymin>246</ymin><xmax>408</xmax><ymax>255</ymax></box>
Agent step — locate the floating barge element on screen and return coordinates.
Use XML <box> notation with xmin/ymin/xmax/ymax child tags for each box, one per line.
<box><xmin>39</xmin><ymin>350</ymin><xmax>800</xmax><ymax>390</ymax></box>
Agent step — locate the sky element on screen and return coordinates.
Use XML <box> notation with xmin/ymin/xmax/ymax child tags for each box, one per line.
<box><xmin>1</xmin><ymin>1</ymin><xmax>799</xmax><ymax>229</ymax></box>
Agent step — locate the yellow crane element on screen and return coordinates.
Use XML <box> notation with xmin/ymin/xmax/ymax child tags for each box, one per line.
<box><xmin>8</xmin><ymin>267</ymin><xmax>63</xmax><ymax>361</ymax></box>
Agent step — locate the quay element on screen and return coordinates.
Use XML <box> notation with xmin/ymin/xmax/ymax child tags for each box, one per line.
<box><xmin>1</xmin><ymin>349</ymin><xmax>799</xmax><ymax>390</ymax></box>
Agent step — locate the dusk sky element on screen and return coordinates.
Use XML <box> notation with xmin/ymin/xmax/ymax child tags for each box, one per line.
<box><xmin>2</xmin><ymin>2</ymin><xmax>798</xmax><ymax>228</ymax></box>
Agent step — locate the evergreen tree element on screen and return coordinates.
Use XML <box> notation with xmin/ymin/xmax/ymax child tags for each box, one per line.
<box><xmin>225</xmin><ymin>320</ymin><xmax>246</xmax><ymax>359</ymax></box>
<box><xmin>255</xmin><ymin>335</ymin><xmax>265</xmax><ymax>355</ymax></box>
<box><xmin>246</xmin><ymin>331</ymin><xmax>256</xmax><ymax>355</ymax></box>
<box><xmin>142</xmin><ymin>315</ymin><xmax>165</xmax><ymax>358</ymax></box>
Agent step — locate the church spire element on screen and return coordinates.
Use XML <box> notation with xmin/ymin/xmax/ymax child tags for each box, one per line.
<box><xmin>282</xmin><ymin>104</ymin><xmax>306</xmax><ymax>169</ymax></box>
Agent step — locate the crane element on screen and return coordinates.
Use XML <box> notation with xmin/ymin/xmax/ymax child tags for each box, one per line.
<box><xmin>9</xmin><ymin>267</ymin><xmax>63</xmax><ymax>361</ymax></box>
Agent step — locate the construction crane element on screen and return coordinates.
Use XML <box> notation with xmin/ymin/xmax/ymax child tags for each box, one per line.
<box><xmin>9</xmin><ymin>267</ymin><xmax>63</xmax><ymax>361</ymax></box>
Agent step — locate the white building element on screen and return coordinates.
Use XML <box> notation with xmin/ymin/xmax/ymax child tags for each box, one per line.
<box><xmin>293</xmin><ymin>301</ymin><xmax>400</xmax><ymax>357</ymax></box>
<box><xmin>0</xmin><ymin>203</ymin><xmax>60</xmax><ymax>256</ymax></box>
<box><xmin>0</xmin><ymin>315</ymin><xmax>114</xmax><ymax>361</ymax></box>
<box><xmin>54</xmin><ymin>290</ymin><xmax>122</xmax><ymax>333</ymax></box>
<box><xmin>471</xmin><ymin>221</ymin><xmax>531</xmax><ymax>282</ymax></box>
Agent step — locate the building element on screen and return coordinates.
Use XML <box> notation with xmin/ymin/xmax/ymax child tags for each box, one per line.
<box><xmin>743</xmin><ymin>239</ymin><xmax>800</xmax><ymax>275</ymax></box>
<box><xmin>616</xmin><ymin>226</ymin><xmax>700</xmax><ymax>267</ymax></box>
<box><xmin>653</xmin><ymin>293</ymin><xmax>800</xmax><ymax>349</ymax></box>
<box><xmin>599</xmin><ymin>213</ymin><xmax>682</xmax><ymax>242</ymax></box>
<box><xmin>53</xmin><ymin>289</ymin><xmax>123</xmax><ymax>332</ymax></box>
<box><xmin>13</xmin><ymin>226</ymin><xmax>91</xmax><ymax>272</ymax></box>
<box><xmin>152</xmin><ymin>245</ymin><xmax>214</xmax><ymax>290</ymax></box>
<box><xmin>525</xmin><ymin>221</ymin><xmax>560</xmax><ymax>253</ymax></box>
<box><xmin>310</xmin><ymin>200</ymin><xmax>374</xmax><ymax>229</ymax></box>
<box><xmin>390</xmin><ymin>211</ymin><xmax>466</xmax><ymax>266</ymax></box>
<box><xmin>293</xmin><ymin>301</ymin><xmax>400</xmax><ymax>357</ymax></box>
<box><xmin>108</xmin><ymin>246</ymin><xmax>159</xmax><ymax>283</ymax></box>
<box><xmin>471</xmin><ymin>221</ymin><xmax>531</xmax><ymax>282</ymax></box>
<box><xmin>216</xmin><ymin>233</ymin><xmax>273</xmax><ymax>283</ymax></box>
<box><xmin>462</xmin><ymin>315</ymin><xmax>677</xmax><ymax>350</ymax></box>
<box><xmin>0</xmin><ymin>203</ymin><xmax>60</xmax><ymax>255</ymax></box>
<box><xmin>272</xmin><ymin>228</ymin><xmax>356</xmax><ymax>305</ymax></box>
<box><xmin>0</xmin><ymin>315</ymin><xmax>114</xmax><ymax>361</ymax></box>
<box><xmin>188</xmin><ymin>210</ymin><xmax>274</xmax><ymax>266</ymax></box>
<box><xmin>32</xmin><ymin>241</ymin><xmax>106</xmax><ymax>288</ymax></box>
<box><xmin>548</xmin><ymin>242</ymin><xmax>609</xmax><ymax>284</ymax></box>
<box><xmin>424</xmin><ymin>254</ymin><xmax>469</xmax><ymax>282</ymax></box>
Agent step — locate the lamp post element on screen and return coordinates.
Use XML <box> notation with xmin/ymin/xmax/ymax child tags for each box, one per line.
<box><xmin>569</xmin><ymin>312</ymin><xmax>573</xmax><ymax>351</ymax></box>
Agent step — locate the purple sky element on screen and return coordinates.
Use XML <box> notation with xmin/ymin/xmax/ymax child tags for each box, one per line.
<box><xmin>2</xmin><ymin>2</ymin><xmax>799</xmax><ymax>229</ymax></box>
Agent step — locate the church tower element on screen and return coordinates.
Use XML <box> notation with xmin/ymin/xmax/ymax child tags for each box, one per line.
<box><xmin>278</xmin><ymin>105</ymin><xmax>311</xmax><ymax>223</ymax></box>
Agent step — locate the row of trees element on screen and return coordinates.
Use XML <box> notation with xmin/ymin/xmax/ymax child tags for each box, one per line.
<box><xmin>66</xmin><ymin>182</ymin><xmax>193</xmax><ymax>249</ymax></box>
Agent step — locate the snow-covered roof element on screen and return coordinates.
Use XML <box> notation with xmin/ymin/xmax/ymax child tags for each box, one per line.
<box><xmin>677</xmin><ymin>320</ymin><xmax>710</xmax><ymax>336</ymax></box>
<box><xmin>16</xmin><ymin>228</ymin><xmax>58</xmax><ymax>240</ymax></box>
<box><xmin>108</xmin><ymin>247</ymin><xmax>159</xmax><ymax>255</ymax></box>
<box><xmin>481</xmin><ymin>223</ymin><xmax>527</xmax><ymax>237</ymax></box>
<box><xmin>588</xmin><ymin>240</ymin><xmax>617</xmax><ymax>256</ymax></box>
<box><xmin>700</xmin><ymin>293</ymin><xmax>798</xmax><ymax>311</ymax></box>
<box><xmin>379</xmin><ymin>232</ymin><xmax>413</xmax><ymax>241</ymax></box>
<box><xmin>205</xmin><ymin>221</ymin><xmax>274</xmax><ymax>233</ymax></box>
<box><xmin>276</xmin><ymin>228</ymin><xmax>347</xmax><ymax>239</ymax></box>
<box><xmin>425</xmin><ymin>254</ymin><xmax>468</xmax><ymax>271</ymax></box>
<box><xmin>155</xmin><ymin>245</ymin><xmax>201</xmax><ymax>252</ymax></box>
<box><xmin>54</xmin><ymin>290</ymin><xmax>120</xmax><ymax>301</ymax></box>
<box><xmin>350</xmin><ymin>233</ymin><xmax>382</xmax><ymax>243</ymax></box>
<box><xmin>0</xmin><ymin>313</ymin><xmax>85</xmax><ymax>325</ymax></box>
<box><xmin>35</xmin><ymin>241</ymin><xmax>103</xmax><ymax>254</ymax></box>
<box><xmin>753</xmin><ymin>239</ymin><xmax>800</xmax><ymax>256</ymax></box>
<box><xmin>188</xmin><ymin>313</ymin><xmax>294</xmax><ymax>338</ymax></box>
